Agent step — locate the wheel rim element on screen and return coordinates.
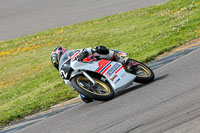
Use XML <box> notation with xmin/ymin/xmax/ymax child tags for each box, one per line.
<box><xmin>135</xmin><ymin>64</ymin><xmax>151</xmax><ymax>77</ymax></box>
<box><xmin>76</xmin><ymin>76</ymin><xmax>111</xmax><ymax>96</ymax></box>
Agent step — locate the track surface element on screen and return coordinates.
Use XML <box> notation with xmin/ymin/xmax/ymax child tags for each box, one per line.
<box><xmin>0</xmin><ymin>0</ymin><xmax>168</xmax><ymax>40</ymax></box>
<box><xmin>11</xmin><ymin>44</ymin><xmax>200</xmax><ymax>133</ymax></box>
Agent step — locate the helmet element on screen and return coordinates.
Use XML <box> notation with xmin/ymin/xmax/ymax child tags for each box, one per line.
<box><xmin>51</xmin><ymin>46</ymin><xmax>67</xmax><ymax>70</ymax></box>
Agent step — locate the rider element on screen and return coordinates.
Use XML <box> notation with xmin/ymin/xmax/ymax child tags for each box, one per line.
<box><xmin>51</xmin><ymin>46</ymin><xmax>138</xmax><ymax>102</ymax></box>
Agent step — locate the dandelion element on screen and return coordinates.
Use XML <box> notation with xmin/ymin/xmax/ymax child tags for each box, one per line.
<box><xmin>88</xmin><ymin>23</ymin><xmax>92</xmax><ymax>26</ymax></box>
<box><xmin>195</xmin><ymin>2</ymin><xmax>200</xmax><ymax>5</ymax></box>
<box><xmin>0</xmin><ymin>40</ymin><xmax>55</xmax><ymax>59</ymax></box>
<box><xmin>194</xmin><ymin>29</ymin><xmax>200</xmax><ymax>35</ymax></box>
<box><xmin>0</xmin><ymin>62</ymin><xmax>46</xmax><ymax>89</ymax></box>
<box><xmin>0</xmin><ymin>80</ymin><xmax>9</xmax><ymax>89</ymax></box>
<box><xmin>180</xmin><ymin>8</ymin><xmax>186</xmax><ymax>11</ymax></box>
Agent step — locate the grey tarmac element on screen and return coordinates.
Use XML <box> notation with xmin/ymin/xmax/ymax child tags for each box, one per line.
<box><xmin>0</xmin><ymin>0</ymin><xmax>168</xmax><ymax>40</ymax></box>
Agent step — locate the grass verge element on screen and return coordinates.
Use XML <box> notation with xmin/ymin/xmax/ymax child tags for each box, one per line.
<box><xmin>0</xmin><ymin>0</ymin><xmax>200</xmax><ymax>128</ymax></box>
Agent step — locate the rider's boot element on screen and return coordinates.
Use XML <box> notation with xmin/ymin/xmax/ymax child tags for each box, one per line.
<box><xmin>122</xmin><ymin>58</ymin><xmax>140</xmax><ymax>71</ymax></box>
<box><xmin>112</xmin><ymin>52</ymin><xmax>139</xmax><ymax>71</ymax></box>
<box><xmin>80</xmin><ymin>94</ymin><xmax>93</xmax><ymax>103</ymax></box>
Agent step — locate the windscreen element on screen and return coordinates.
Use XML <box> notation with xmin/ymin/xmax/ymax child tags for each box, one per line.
<box><xmin>58</xmin><ymin>50</ymin><xmax>79</xmax><ymax>70</ymax></box>
<box><xmin>59</xmin><ymin>52</ymin><xmax>69</xmax><ymax>70</ymax></box>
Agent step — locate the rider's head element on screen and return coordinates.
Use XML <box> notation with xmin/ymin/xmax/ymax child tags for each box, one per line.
<box><xmin>51</xmin><ymin>46</ymin><xmax>67</xmax><ymax>70</ymax></box>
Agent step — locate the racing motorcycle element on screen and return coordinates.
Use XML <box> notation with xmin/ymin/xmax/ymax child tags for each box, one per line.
<box><xmin>59</xmin><ymin>50</ymin><xmax>154</xmax><ymax>102</ymax></box>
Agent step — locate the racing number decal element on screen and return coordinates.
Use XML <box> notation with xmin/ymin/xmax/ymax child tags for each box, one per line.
<box><xmin>60</xmin><ymin>70</ymin><xmax>67</xmax><ymax>79</ymax></box>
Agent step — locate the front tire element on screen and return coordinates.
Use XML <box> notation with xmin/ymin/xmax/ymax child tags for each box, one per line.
<box><xmin>71</xmin><ymin>75</ymin><xmax>114</xmax><ymax>101</ymax></box>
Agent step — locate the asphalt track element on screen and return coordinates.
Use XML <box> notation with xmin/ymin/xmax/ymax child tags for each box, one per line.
<box><xmin>0</xmin><ymin>0</ymin><xmax>168</xmax><ymax>40</ymax></box>
<box><xmin>1</xmin><ymin>40</ymin><xmax>198</xmax><ymax>133</ymax></box>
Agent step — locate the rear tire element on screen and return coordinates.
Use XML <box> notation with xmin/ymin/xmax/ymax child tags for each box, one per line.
<box><xmin>129</xmin><ymin>60</ymin><xmax>154</xmax><ymax>83</ymax></box>
<box><xmin>71</xmin><ymin>75</ymin><xmax>114</xmax><ymax>101</ymax></box>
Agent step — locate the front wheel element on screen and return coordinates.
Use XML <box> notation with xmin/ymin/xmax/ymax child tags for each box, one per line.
<box><xmin>128</xmin><ymin>59</ymin><xmax>155</xmax><ymax>83</ymax></box>
<box><xmin>71</xmin><ymin>75</ymin><xmax>114</xmax><ymax>101</ymax></box>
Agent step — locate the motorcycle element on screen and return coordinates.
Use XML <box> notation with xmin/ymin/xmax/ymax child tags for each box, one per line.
<box><xmin>59</xmin><ymin>50</ymin><xmax>154</xmax><ymax>102</ymax></box>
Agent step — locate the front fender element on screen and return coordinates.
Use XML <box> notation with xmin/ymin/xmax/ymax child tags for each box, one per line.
<box><xmin>69</xmin><ymin>70</ymin><xmax>83</xmax><ymax>81</ymax></box>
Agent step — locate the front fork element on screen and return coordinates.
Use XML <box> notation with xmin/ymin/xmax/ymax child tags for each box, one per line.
<box><xmin>82</xmin><ymin>71</ymin><xmax>96</xmax><ymax>85</ymax></box>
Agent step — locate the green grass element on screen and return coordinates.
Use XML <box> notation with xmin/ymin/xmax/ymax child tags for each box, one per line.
<box><xmin>0</xmin><ymin>0</ymin><xmax>200</xmax><ymax>127</ymax></box>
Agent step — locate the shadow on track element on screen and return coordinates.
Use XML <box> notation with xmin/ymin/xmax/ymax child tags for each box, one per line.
<box><xmin>114</xmin><ymin>74</ymin><xmax>169</xmax><ymax>98</ymax></box>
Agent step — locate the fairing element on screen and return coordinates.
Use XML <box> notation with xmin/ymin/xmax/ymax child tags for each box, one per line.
<box><xmin>71</xmin><ymin>58</ymin><xmax>136</xmax><ymax>93</ymax></box>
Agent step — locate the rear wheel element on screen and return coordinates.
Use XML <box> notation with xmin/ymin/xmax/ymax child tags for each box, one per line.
<box><xmin>128</xmin><ymin>60</ymin><xmax>154</xmax><ymax>83</ymax></box>
<box><xmin>71</xmin><ymin>75</ymin><xmax>114</xmax><ymax>101</ymax></box>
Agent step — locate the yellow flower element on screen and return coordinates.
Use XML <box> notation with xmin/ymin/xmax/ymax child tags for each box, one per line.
<box><xmin>194</xmin><ymin>29</ymin><xmax>200</xmax><ymax>35</ymax></box>
<box><xmin>149</xmin><ymin>14</ymin><xmax>153</xmax><ymax>16</ymax></box>
<box><xmin>180</xmin><ymin>8</ymin><xmax>185</xmax><ymax>11</ymax></box>
<box><xmin>195</xmin><ymin>2</ymin><xmax>200</xmax><ymax>5</ymax></box>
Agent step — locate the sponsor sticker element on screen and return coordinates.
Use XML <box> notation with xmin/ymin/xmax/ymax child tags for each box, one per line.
<box><xmin>110</xmin><ymin>74</ymin><xmax>117</xmax><ymax>81</ymax></box>
<box><xmin>107</xmin><ymin>63</ymin><xmax>121</xmax><ymax>76</ymax></box>
<box><xmin>114</xmin><ymin>78</ymin><xmax>120</xmax><ymax>84</ymax></box>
